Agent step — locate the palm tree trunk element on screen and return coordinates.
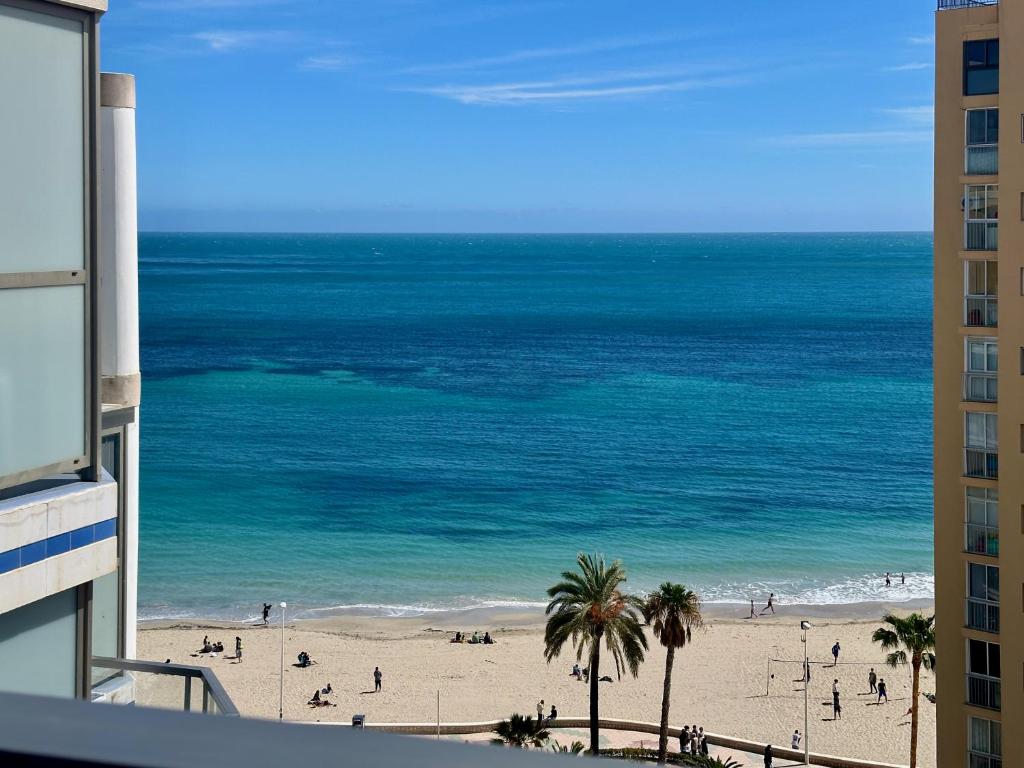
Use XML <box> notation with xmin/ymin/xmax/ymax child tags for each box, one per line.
<box><xmin>658</xmin><ymin>645</ymin><xmax>675</xmax><ymax>764</ymax></box>
<box><xmin>589</xmin><ymin>642</ymin><xmax>601</xmax><ymax>756</ymax></box>
<box><xmin>910</xmin><ymin>656</ymin><xmax>921</xmax><ymax>768</ymax></box>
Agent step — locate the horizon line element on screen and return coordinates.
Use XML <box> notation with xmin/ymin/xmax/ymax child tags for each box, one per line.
<box><xmin>139</xmin><ymin>229</ymin><xmax>934</xmax><ymax>236</ymax></box>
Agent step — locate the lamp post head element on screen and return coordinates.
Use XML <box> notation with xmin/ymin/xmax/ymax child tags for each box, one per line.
<box><xmin>280</xmin><ymin>602</ymin><xmax>287</xmax><ymax>609</ymax></box>
<box><xmin>800</xmin><ymin>620</ymin><xmax>812</xmax><ymax>631</ymax></box>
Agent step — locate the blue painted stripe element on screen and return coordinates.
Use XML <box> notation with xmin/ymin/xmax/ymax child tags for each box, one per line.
<box><xmin>0</xmin><ymin>518</ymin><xmax>118</xmax><ymax>576</ymax></box>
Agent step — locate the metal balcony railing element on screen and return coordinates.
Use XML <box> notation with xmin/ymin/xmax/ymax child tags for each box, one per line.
<box><xmin>939</xmin><ymin>0</ymin><xmax>998</xmax><ymax>8</ymax></box>
<box><xmin>91</xmin><ymin>657</ymin><xmax>239</xmax><ymax>716</ymax></box>
<box><xmin>964</xmin><ymin>297</ymin><xmax>997</xmax><ymax>327</ymax></box>
<box><xmin>966</xmin><ymin>222</ymin><xmax>998</xmax><ymax>251</ymax></box>
<box><xmin>966</xmin><ymin>522</ymin><xmax>999</xmax><ymax>556</ymax></box>
<box><xmin>967</xmin><ymin>598</ymin><xmax>1000</xmax><ymax>633</ymax></box>
<box><xmin>963</xmin><ymin>373</ymin><xmax>997</xmax><ymax>402</ymax></box>
<box><xmin>965</xmin><ymin>448</ymin><xmax>998</xmax><ymax>479</ymax></box>
<box><xmin>967</xmin><ymin>673</ymin><xmax>1001</xmax><ymax>710</ymax></box>
<box><xmin>966</xmin><ymin>145</ymin><xmax>998</xmax><ymax>175</ymax></box>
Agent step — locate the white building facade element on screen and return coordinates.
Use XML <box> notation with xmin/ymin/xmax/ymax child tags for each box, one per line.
<box><xmin>0</xmin><ymin>0</ymin><xmax>140</xmax><ymax>699</ymax></box>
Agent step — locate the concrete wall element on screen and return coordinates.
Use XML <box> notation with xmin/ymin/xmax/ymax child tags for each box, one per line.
<box><xmin>319</xmin><ymin>717</ymin><xmax>905</xmax><ymax>768</ymax></box>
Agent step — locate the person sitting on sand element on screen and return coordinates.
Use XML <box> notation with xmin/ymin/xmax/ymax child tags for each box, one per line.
<box><xmin>322</xmin><ymin>683</ymin><xmax>332</xmax><ymax>696</ymax></box>
<box><xmin>470</xmin><ymin>632</ymin><xmax>480</xmax><ymax>644</ymax></box>
<box><xmin>297</xmin><ymin>651</ymin><xmax>311</xmax><ymax>667</ymax></box>
<box><xmin>548</xmin><ymin>704</ymin><xmax>557</xmax><ymax>721</ymax></box>
<box><xmin>571</xmin><ymin>663</ymin><xmax>582</xmax><ymax>680</ymax></box>
<box><xmin>213</xmin><ymin>641</ymin><xmax>224</xmax><ymax>653</ymax></box>
<box><xmin>450</xmin><ymin>633</ymin><xmax>460</xmax><ymax>644</ymax></box>
<box><xmin>483</xmin><ymin>632</ymin><xmax>493</xmax><ymax>644</ymax></box>
<box><xmin>199</xmin><ymin>636</ymin><xmax>211</xmax><ymax>653</ymax></box>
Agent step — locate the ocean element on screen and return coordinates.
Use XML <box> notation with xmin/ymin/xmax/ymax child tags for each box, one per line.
<box><xmin>138</xmin><ymin>233</ymin><xmax>934</xmax><ymax>621</ymax></box>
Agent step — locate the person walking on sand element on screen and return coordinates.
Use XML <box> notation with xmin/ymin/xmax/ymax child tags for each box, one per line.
<box><xmin>234</xmin><ymin>636</ymin><xmax>242</xmax><ymax>662</ymax></box>
<box><xmin>261</xmin><ymin>603</ymin><xmax>271</xmax><ymax>625</ymax></box>
<box><xmin>832</xmin><ymin>679</ymin><xmax>841</xmax><ymax>719</ymax></box>
<box><xmin>760</xmin><ymin>593</ymin><xmax>776</xmax><ymax>615</ymax></box>
<box><xmin>868</xmin><ymin>667</ymin><xmax>878</xmax><ymax>694</ymax></box>
<box><xmin>831</xmin><ymin>641</ymin><xmax>841</xmax><ymax>666</ymax></box>
<box><xmin>373</xmin><ymin>666</ymin><xmax>382</xmax><ymax>692</ymax></box>
<box><xmin>877</xmin><ymin>678</ymin><xmax>888</xmax><ymax>704</ymax></box>
<box><xmin>749</xmin><ymin>599</ymin><xmax>757</xmax><ymax>619</ymax></box>
<box><xmin>763</xmin><ymin>744</ymin><xmax>773</xmax><ymax>768</ymax></box>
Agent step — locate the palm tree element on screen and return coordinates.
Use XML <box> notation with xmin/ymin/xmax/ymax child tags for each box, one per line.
<box><xmin>544</xmin><ymin>553</ymin><xmax>648</xmax><ymax>755</ymax></box>
<box><xmin>871</xmin><ymin>613</ymin><xmax>936</xmax><ymax>768</ymax></box>
<box><xmin>547</xmin><ymin>739</ymin><xmax>586</xmax><ymax>754</ymax></box>
<box><xmin>491</xmin><ymin>713</ymin><xmax>550</xmax><ymax>749</ymax></box>
<box><xmin>644</xmin><ymin>582</ymin><xmax>703</xmax><ymax>764</ymax></box>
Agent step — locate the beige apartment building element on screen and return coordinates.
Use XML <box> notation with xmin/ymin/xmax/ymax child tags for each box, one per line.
<box><xmin>934</xmin><ymin>1</ymin><xmax>1015</xmax><ymax>767</ymax></box>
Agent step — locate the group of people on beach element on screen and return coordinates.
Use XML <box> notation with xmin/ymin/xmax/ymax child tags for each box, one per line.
<box><xmin>679</xmin><ymin>724</ymin><xmax>709</xmax><ymax>756</ymax></box>
<box><xmin>194</xmin><ymin>635</ymin><xmax>244</xmax><ymax>662</ymax></box>
<box><xmin>450</xmin><ymin>631</ymin><xmax>494</xmax><ymax>644</ymax></box>
<box><xmin>535</xmin><ymin>699</ymin><xmax>558</xmax><ymax>723</ymax></box>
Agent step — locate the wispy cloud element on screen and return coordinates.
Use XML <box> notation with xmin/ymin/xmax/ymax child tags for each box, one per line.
<box><xmin>405</xmin><ymin>69</ymin><xmax>747</xmax><ymax>105</ymax></box>
<box><xmin>299</xmin><ymin>54</ymin><xmax>359</xmax><ymax>72</ymax></box>
<box><xmin>769</xmin><ymin>130</ymin><xmax>932</xmax><ymax>147</ymax></box>
<box><xmin>192</xmin><ymin>29</ymin><xmax>294</xmax><ymax>52</ymax></box>
<box><xmin>879</xmin><ymin>105</ymin><xmax>934</xmax><ymax>124</ymax></box>
<box><xmin>908</xmin><ymin>34</ymin><xmax>934</xmax><ymax>45</ymax></box>
<box><xmin>399</xmin><ymin>32</ymin><xmax>694</xmax><ymax>75</ymax></box>
<box><xmin>882</xmin><ymin>62</ymin><xmax>931</xmax><ymax>72</ymax></box>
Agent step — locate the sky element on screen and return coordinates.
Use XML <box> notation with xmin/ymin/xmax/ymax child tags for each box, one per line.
<box><xmin>102</xmin><ymin>0</ymin><xmax>938</xmax><ymax>233</ymax></box>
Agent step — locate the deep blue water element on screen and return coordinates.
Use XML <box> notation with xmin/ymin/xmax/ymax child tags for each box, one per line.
<box><xmin>138</xmin><ymin>233</ymin><xmax>933</xmax><ymax>620</ymax></box>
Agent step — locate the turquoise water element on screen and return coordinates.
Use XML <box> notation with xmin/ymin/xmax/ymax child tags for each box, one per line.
<box><xmin>138</xmin><ymin>233</ymin><xmax>934</xmax><ymax>620</ymax></box>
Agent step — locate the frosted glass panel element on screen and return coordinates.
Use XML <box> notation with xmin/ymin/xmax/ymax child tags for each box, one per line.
<box><xmin>0</xmin><ymin>4</ymin><xmax>84</xmax><ymax>272</ymax></box>
<box><xmin>0</xmin><ymin>286</ymin><xmax>86</xmax><ymax>478</ymax></box>
<box><xmin>0</xmin><ymin>588</ymin><xmax>78</xmax><ymax>698</ymax></box>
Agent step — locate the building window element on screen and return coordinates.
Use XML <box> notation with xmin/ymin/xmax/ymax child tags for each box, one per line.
<box><xmin>967</xmin><ymin>562</ymin><xmax>999</xmax><ymax>633</ymax></box>
<box><xmin>964</xmin><ymin>39</ymin><xmax>999</xmax><ymax>96</ymax></box>
<box><xmin>964</xmin><ymin>338</ymin><xmax>997</xmax><ymax>402</ymax></box>
<box><xmin>966</xmin><ymin>185</ymin><xmax>998</xmax><ymax>251</ymax></box>
<box><xmin>969</xmin><ymin>717</ymin><xmax>1002</xmax><ymax>768</ymax></box>
<box><xmin>965</xmin><ymin>412</ymin><xmax>998</xmax><ymax>479</ymax></box>
<box><xmin>967</xmin><ymin>639</ymin><xmax>1000</xmax><ymax>709</ymax></box>
<box><xmin>966</xmin><ymin>109</ymin><xmax>998</xmax><ymax>175</ymax></box>
<box><xmin>966</xmin><ymin>487</ymin><xmax>998</xmax><ymax>556</ymax></box>
<box><xmin>965</xmin><ymin>261</ymin><xmax>998</xmax><ymax>327</ymax></box>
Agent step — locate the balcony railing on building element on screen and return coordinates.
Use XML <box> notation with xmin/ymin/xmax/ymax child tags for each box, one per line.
<box><xmin>938</xmin><ymin>0</ymin><xmax>998</xmax><ymax>8</ymax></box>
<box><xmin>966</xmin><ymin>145</ymin><xmax>998</xmax><ymax>175</ymax></box>
<box><xmin>966</xmin><ymin>522</ymin><xmax>999</xmax><ymax>556</ymax></box>
<box><xmin>967</xmin><ymin>673</ymin><xmax>1001</xmax><ymax>710</ymax></box>
<box><xmin>963</xmin><ymin>373</ymin><xmax>997</xmax><ymax>402</ymax></box>
<box><xmin>966</xmin><ymin>222</ymin><xmax>998</xmax><ymax>251</ymax></box>
<box><xmin>91</xmin><ymin>658</ymin><xmax>238</xmax><ymax>716</ymax></box>
<box><xmin>964</xmin><ymin>297</ymin><xmax>997</xmax><ymax>327</ymax></box>
<box><xmin>967</xmin><ymin>598</ymin><xmax>1000</xmax><ymax>633</ymax></box>
<box><xmin>965</xmin><ymin>448</ymin><xmax>998</xmax><ymax>479</ymax></box>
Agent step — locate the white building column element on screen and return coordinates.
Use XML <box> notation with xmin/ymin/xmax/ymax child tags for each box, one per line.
<box><xmin>99</xmin><ymin>72</ymin><xmax>140</xmax><ymax>659</ymax></box>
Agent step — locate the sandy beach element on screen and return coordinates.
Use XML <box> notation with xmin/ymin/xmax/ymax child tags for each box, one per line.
<box><xmin>138</xmin><ymin>600</ymin><xmax>934</xmax><ymax>766</ymax></box>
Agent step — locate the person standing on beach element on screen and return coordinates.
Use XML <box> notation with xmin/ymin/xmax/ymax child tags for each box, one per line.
<box><xmin>885</xmin><ymin>572</ymin><xmax>892</xmax><ymax>587</ymax></box>
<box><xmin>877</xmin><ymin>678</ymin><xmax>888</xmax><ymax>704</ymax></box>
<box><xmin>749</xmin><ymin>599</ymin><xmax>757</xmax><ymax>619</ymax></box>
<box><xmin>680</xmin><ymin>725</ymin><xmax>691</xmax><ymax>754</ymax></box>
<box><xmin>234</xmin><ymin>636</ymin><xmax>242</xmax><ymax>663</ymax></box>
<box><xmin>832</xmin><ymin>680</ymin><xmax>841</xmax><ymax>719</ymax></box>
<box><xmin>760</xmin><ymin>593</ymin><xmax>775</xmax><ymax>615</ymax></box>
<box><xmin>831</xmin><ymin>641</ymin><xmax>840</xmax><ymax>666</ymax></box>
<box><xmin>763</xmin><ymin>744</ymin><xmax>773</xmax><ymax>768</ymax></box>
<box><xmin>901</xmin><ymin>572</ymin><xmax>906</xmax><ymax>585</ymax></box>
<box><xmin>868</xmin><ymin>668</ymin><xmax>877</xmax><ymax>694</ymax></box>
<box><xmin>536</xmin><ymin>699</ymin><xmax>544</xmax><ymax>720</ymax></box>
<box><xmin>792</xmin><ymin>730</ymin><xmax>801</xmax><ymax>750</ymax></box>
<box><xmin>374</xmin><ymin>666</ymin><xmax>382</xmax><ymax>692</ymax></box>
<box><xmin>261</xmin><ymin>603</ymin><xmax>271</xmax><ymax>625</ymax></box>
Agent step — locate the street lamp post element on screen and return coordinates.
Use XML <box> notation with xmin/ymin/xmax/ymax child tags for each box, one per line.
<box><xmin>801</xmin><ymin>620</ymin><xmax>812</xmax><ymax>765</ymax></box>
<box><xmin>279</xmin><ymin>601</ymin><xmax>287</xmax><ymax>721</ymax></box>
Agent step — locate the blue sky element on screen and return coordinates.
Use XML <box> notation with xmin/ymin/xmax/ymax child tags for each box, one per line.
<box><xmin>103</xmin><ymin>0</ymin><xmax>937</xmax><ymax>232</ymax></box>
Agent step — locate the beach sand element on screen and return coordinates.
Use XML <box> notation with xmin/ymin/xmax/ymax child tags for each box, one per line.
<box><xmin>138</xmin><ymin>601</ymin><xmax>935</xmax><ymax>767</ymax></box>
